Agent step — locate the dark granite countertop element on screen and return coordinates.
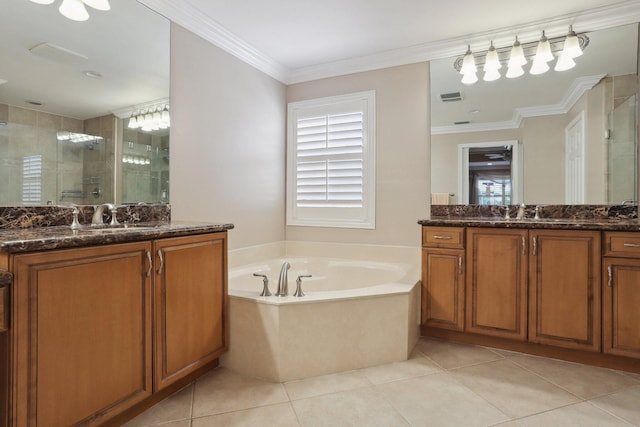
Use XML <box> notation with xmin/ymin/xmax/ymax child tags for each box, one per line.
<box><xmin>0</xmin><ymin>221</ymin><xmax>235</xmax><ymax>254</ymax></box>
<box><xmin>0</xmin><ymin>270</ymin><xmax>11</xmax><ymax>286</ymax></box>
<box><xmin>418</xmin><ymin>217</ymin><xmax>640</xmax><ymax>232</ymax></box>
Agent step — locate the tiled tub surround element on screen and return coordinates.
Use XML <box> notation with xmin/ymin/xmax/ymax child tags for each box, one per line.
<box><xmin>223</xmin><ymin>241</ymin><xmax>421</xmax><ymax>382</ymax></box>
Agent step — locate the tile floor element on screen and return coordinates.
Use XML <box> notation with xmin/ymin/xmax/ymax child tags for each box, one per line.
<box><xmin>124</xmin><ymin>337</ymin><xmax>640</xmax><ymax>426</ymax></box>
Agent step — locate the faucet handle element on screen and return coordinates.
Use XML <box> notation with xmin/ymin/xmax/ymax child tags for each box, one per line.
<box><xmin>253</xmin><ymin>273</ymin><xmax>272</xmax><ymax>296</ymax></box>
<box><xmin>108</xmin><ymin>205</ymin><xmax>120</xmax><ymax>226</ymax></box>
<box><xmin>504</xmin><ymin>205</ymin><xmax>511</xmax><ymax>220</ymax></box>
<box><xmin>294</xmin><ymin>274</ymin><xmax>312</xmax><ymax>297</ymax></box>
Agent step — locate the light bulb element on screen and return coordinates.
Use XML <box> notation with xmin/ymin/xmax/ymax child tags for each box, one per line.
<box><xmin>562</xmin><ymin>26</ymin><xmax>583</xmax><ymax>59</ymax></box>
<box><xmin>461</xmin><ymin>71</ymin><xmax>478</xmax><ymax>85</ymax></box>
<box><xmin>82</xmin><ymin>0</ymin><xmax>110</xmax><ymax>11</ymax></box>
<box><xmin>554</xmin><ymin>52</ymin><xmax>576</xmax><ymax>71</ymax></box>
<box><xmin>460</xmin><ymin>46</ymin><xmax>477</xmax><ymax>75</ymax></box>
<box><xmin>483</xmin><ymin>68</ymin><xmax>501</xmax><ymax>82</ymax></box>
<box><xmin>534</xmin><ymin>31</ymin><xmax>554</xmax><ymax>63</ymax></box>
<box><xmin>59</xmin><ymin>0</ymin><xmax>89</xmax><ymax>21</ymax></box>
<box><xmin>484</xmin><ymin>42</ymin><xmax>501</xmax><ymax>71</ymax></box>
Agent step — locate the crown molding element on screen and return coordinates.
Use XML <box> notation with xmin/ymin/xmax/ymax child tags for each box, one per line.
<box><xmin>137</xmin><ymin>0</ymin><xmax>289</xmax><ymax>82</ymax></box>
<box><xmin>139</xmin><ymin>0</ymin><xmax>640</xmax><ymax>84</ymax></box>
<box><xmin>112</xmin><ymin>98</ymin><xmax>170</xmax><ymax>119</ymax></box>
<box><xmin>431</xmin><ymin>74</ymin><xmax>605</xmax><ymax>135</ymax></box>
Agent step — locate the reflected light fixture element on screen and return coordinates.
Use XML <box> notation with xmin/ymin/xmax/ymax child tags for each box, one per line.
<box><xmin>454</xmin><ymin>27</ymin><xmax>589</xmax><ymax>84</ymax></box>
<box><xmin>29</xmin><ymin>0</ymin><xmax>110</xmax><ymax>22</ymax></box>
<box><xmin>128</xmin><ymin>105</ymin><xmax>171</xmax><ymax>132</ymax></box>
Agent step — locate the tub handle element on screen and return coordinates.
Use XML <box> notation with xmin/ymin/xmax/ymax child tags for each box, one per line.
<box><xmin>253</xmin><ymin>273</ymin><xmax>272</xmax><ymax>296</ymax></box>
<box><xmin>294</xmin><ymin>275</ymin><xmax>312</xmax><ymax>297</ymax></box>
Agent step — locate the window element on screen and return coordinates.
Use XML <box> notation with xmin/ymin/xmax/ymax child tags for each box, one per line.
<box><xmin>22</xmin><ymin>155</ymin><xmax>42</xmax><ymax>205</ymax></box>
<box><xmin>287</xmin><ymin>91</ymin><xmax>375</xmax><ymax>228</ymax></box>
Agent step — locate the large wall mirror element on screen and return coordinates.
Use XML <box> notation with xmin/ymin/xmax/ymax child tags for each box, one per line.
<box><xmin>430</xmin><ymin>23</ymin><xmax>639</xmax><ymax>205</ymax></box>
<box><xmin>0</xmin><ymin>0</ymin><xmax>170</xmax><ymax>206</ymax></box>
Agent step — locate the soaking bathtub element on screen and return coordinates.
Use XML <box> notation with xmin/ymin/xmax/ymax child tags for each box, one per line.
<box><xmin>220</xmin><ymin>242</ymin><xmax>421</xmax><ymax>382</ymax></box>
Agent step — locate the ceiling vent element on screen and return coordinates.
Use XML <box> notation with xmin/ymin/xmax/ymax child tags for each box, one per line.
<box><xmin>440</xmin><ymin>92</ymin><xmax>462</xmax><ymax>102</ymax></box>
<box><xmin>29</xmin><ymin>43</ymin><xmax>88</xmax><ymax>64</ymax></box>
<box><xmin>454</xmin><ymin>121</ymin><xmax>471</xmax><ymax>125</ymax></box>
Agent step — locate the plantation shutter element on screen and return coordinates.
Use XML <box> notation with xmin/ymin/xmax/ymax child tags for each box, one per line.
<box><xmin>287</xmin><ymin>91</ymin><xmax>375</xmax><ymax>228</ymax></box>
<box><xmin>295</xmin><ymin>112</ymin><xmax>364</xmax><ymax>208</ymax></box>
<box><xmin>22</xmin><ymin>155</ymin><xmax>42</xmax><ymax>205</ymax></box>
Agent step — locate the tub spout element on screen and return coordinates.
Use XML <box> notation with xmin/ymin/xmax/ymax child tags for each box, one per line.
<box><xmin>276</xmin><ymin>261</ymin><xmax>291</xmax><ymax>296</ymax></box>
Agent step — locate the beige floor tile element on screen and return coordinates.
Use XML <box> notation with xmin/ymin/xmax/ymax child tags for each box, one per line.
<box><xmin>486</xmin><ymin>347</ymin><xmax>525</xmax><ymax>358</ymax></box>
<box><xmin>192</xmin><ymin>368</ymin><xmax>289</xmax><ymax>418</ymax></box>
<box><xmin>451</xmin><ymin>359</ymin><xmax>580</xmax><ymax>419</ymax></box>
<box><xmin>192</xmin><ymin>402</ymin><xmax>300</xmax><ymax>427</ymax></box>
<box><xmin>620</xmin><ymin>370</ymin><xmax>640</xmax><ymax>381</ymax></box>
<box><xmin>590</xmin><ymin>384</ymin><xmax>640</xmax><ymax>426</ymax></box>
<box><xmin>284</xmin><ymin>370</ymin><xmax>371</xmax><ymax>401</ymax></box>
<box><xmin>292</xmin><ymin>387</ymin><xmax>409</xmax><ymax>427</ymax></box>
<box><xmin>514</xmin><ymin>401</ymin><xmax>631</xmax><ymax>426</ymax></box>
<box><xmin>511</xmin><ymin>355</ymin><xmax>639</xmax><ymax>399</ymax></box>
<box><xmin>359</xmin><ymin>350</ymin><xmax>441</xmax><ymax>384</ymax></box>
<box><xmin>377</xmin><ymin>372</ymin><xmax>509</xmax><ymax>426</ymax></box>
<box><xmin>416</xmin><ymin>337</ymin><xmax>504</xmax><ymax>369</ymax></box>
<box><xmin>122</xmin><ymin>385</ymin><xmax>193</xmax><ymax>427</ymax></box>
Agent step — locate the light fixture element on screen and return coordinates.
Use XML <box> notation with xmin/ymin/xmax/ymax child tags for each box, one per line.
<box><xmin>127</xmin><ymin>105</ymin><xmax>171</xmax><ymax>132</ymax></box>
<box><xmin>29</xmin><ymin>0</ymin><xmax>110</xmax><ymax>21</ymax></box>
<box><xmin>454</xmin><ymin>27</ymin><xmax>589</xmax><ymax>84</ymax></box>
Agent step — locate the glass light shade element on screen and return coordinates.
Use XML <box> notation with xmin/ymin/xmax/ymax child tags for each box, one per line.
<box><xmin>82</xmin><ymin>0</ymin><xmax>110</xmax><ymax>11</ymax></box>
<box><xmin>59</xmin><ymin>0</ymin><xmax>89</xmax><ymax>21</ymax></box>
<box><xmin>554</xmin><ymin>52</ymin><xmax>576</xmax><ymax>71</ymax></box>
<box><xmin>460</xmin><ymin>47</ymin><xmax>477</xmax><ymax>74</ymax></box>
<box><xmin>127</xmin><ymin>116</ymin><xmax>138</xmax><ymax>129</ymax></box>
<box><xmin>483</xmin><ymin>68</ymin><xmax>501</xmax><ymax>82</ymax></box>
<box><xmin>506</xmin><ymin>64</ymin><xmax>524</xmax><ymax>78</ymax></box>
<box><xmin>508</xmin><ymin>39</ymin><xmax>527</xmax><ymax>68</ymax></box>
<box><xmin>152</xmin><ymin>111</ymin><xmax>162</xmax><ymax>122</ymax></box>
<box><xmin>530</xmin><ymin>57</ymin><xmax>550</xmax><ymax>75</ymax></box>
<box><xmin>461</xmin><ymin>71</ymin><xmax>478</xmax><ymax>85</ymax></box>
<box><xmin>484</xmin><ymin>43</ymin><xmax>501</xmax><ymax>71</ymax></box>
<box><xmin>562</xmin><ymin>28</ymin><xmax>583</xmax><ymax>58</ymax></box>
<box><xmin>30</xmin><ymin>0</ymin><xmax>55</xmax><ymax>4</ymax></box>
<box><xmin>161</xmin><ymin>110</ymin><xmax>170</xmax><ymax>123</ymax></box>
<box><xmin>534</xmin><ymin>32</ymin><xmax>554</xmax><ymax>63</ymax></box>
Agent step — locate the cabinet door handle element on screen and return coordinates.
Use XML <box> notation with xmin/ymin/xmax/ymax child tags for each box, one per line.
<box><xmin>522</xmin><ymin>236</ymin><xmax>526</xmax><ymax>255</ymax></box>
<box><xmin>146</xmin><ymin>251</ymin><xmax>153</xmax><ymax>277</ymax></box>
<box><xmin>533</xmin><ymin>236</ymin><xmax>538</xmax><ymax>256</ymax></box>
<box><xmin>156</xmin><ymin>249</ymin><xmax>164</xmax><ymax>275</ymax></box>
<box><xmin>623</xmin><ymin>243</ymin><xmax>640</xmax><ymax>248</ymax></box>
<box><xmin>607</xmin><ymin>265</ymin><xmax>613</xmax><ymax>287</ymax></box>
<box><xmin>434</xmin><ymin>235</ymin><xmax>453</xmax><ymax>240</ymax></box>
<box><xmin>458</xmin><ymin>256</ymin><xmax>463</xmax><ymax>275</ymax></box>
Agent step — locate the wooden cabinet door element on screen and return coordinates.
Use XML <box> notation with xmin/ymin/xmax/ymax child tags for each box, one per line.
<box><xmin>153</xmin><ymin>232</ymin><xmax>228</xmax><ymax>391</ymax></box>
<box><xmin>421</xmin><ymin>248</ymin><xmax>465</xmax><ymax>331</ymax></box>
<box><xmin>11</xmin><ymin>242</ymin><xmax>153</xmax><ymax>427</ymax></box>
<box><xmin>603</xmin><ymin>257</ymin><xmax>640</xmax><ymax>358</ymax></box>
<box><xmin>466</xmin><ymin>228</ymin><xmax>528</xmax><ymax>340</ymax></box>
<box><xmin>529</xmin><ymin>230</ymin><xmax>601</xmax><ymax>351</ymax></box>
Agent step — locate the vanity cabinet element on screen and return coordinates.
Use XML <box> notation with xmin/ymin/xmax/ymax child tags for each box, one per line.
<box><xmin>466</xmin><ymin>228</ymin><xmax>528</xmax><ymax>340</ymax></box>
<box><xmin>153</xmin><ymin>233</ymin><xmax>228</xmax><ymax>391</ymax></box>
<box><xmin>6</xmin><ymin>231</ymin><xmax>229</xmax><ymax>427</ymax></box>
<box><xmin>602</xmin><ymin>232</ymin><xmax>640</xmax><ymax>359</ymax></box>
<box><xmin>11</xmin><ymin>242</ymin><xmax>153</xmax><ymax>426</ymax></box>
<box><xmin>528</xmin><ymin>230</ymin><xmax>601</xmax><ymax>351</ymax></box>
<box><xmin>421</xmin><ymin>227</ymin><xmax>465</xmax><ymax>331</ymax></box>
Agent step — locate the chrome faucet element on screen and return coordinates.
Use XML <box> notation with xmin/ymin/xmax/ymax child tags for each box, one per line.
<box><xmin>276</xmin><ymin>261</ymin><xmax>291</xmax><ymax>296</ymax></box>
<box><xmin>252</xmin><ymin>273</ymin><xmax>272</xmax><ymax>296</ymax></box>
<box><xmin>92</xmin><ymin>203</ymin><xmax>119</xmax><ymax>226</ymax></box>
<box><xmin>294</xmin><ymin>274</ymin><xmax>312</xmax><ymax>297</ymax></box>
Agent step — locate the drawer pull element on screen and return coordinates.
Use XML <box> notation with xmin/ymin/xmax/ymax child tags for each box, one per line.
<box><xmin>533</xmin><ymin>236</ymin><xmax>538</xmax><ymax>256</ymax></box>
<box><xmin>156</xmin><ymin>250</ymin><xmax>165</xmax><ymax>275</ymax></box>
<box><xmin>433</xmin><ymin>235</ymin><xmax>453</xmax><ymax>240</ymax></box>
<box><xmin>522</xmin><ymin>236</ymin><xmax>526</xmax><ymax>255</ymax></box>
<box><xmin>458</xmin><ymin>256</ymin><xmax>463</xmax><ymax>275</ymax></box>
<box><xmin>623</xmin><ymin>243</ymin><xmax>640</xmax><ymax>248</ymax></box>
<box><xmin>146</xmin><ymin>251</ymin><xmax>153</xmax><ymax>277</ymax></box>
<box><xmin>607</xmin><ymin>265</ymin><xmax>613</xmax><ymax>287</ymax></box>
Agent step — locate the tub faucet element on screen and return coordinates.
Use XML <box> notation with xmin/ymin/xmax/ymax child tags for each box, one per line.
<box><xmin>276</xmin><ymin>261</ymin><xmax>291</xmax><ymax>296</ymax></box>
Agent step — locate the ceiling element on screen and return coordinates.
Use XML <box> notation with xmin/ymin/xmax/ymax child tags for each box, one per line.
<box><xmin>1</xmin><ymin>0</ymin><xmax>639</xmax><ymax>121</ymax></box>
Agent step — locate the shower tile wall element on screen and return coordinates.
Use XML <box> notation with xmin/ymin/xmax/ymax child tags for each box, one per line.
<box><xmin>0</xmin><ymin>103</ymin><xmax>114</xmax><ymax>205</ymax></box>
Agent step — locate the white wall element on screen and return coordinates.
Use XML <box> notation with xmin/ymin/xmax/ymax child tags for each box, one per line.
<box><xmin>169</xmin><ymin>24</ymin><xmax>286</xmax><ymax>250</ymax></box>
<box><xmin>286</xmin><ymin>63</ymin><xmax>431</xmax><ymax>248</ymax></box>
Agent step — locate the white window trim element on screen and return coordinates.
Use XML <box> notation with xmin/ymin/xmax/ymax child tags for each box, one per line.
<box><xmin>286</xmin><ymin>90</ymin><xmax>376</xmax><ymax>229</ymax></box>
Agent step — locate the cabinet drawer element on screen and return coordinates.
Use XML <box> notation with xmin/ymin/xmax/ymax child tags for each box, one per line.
<box><xmin>422</xmin><ymin>227</ymin><xmax>464</xmax><ymax>248</ymax></box>
<box><xmin>604</xmin><ymin>232</ymin><xmax>640</xmax><ymax>258</ymax></box>
<box><xmin>0</xmin><ymin>286</ymin><xmax>6</xmax><ymax>332</ymax></box>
